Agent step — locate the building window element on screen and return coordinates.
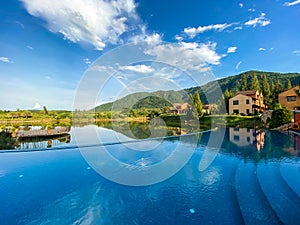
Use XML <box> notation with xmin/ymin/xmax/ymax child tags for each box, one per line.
<box><xmin>246</xmin><ymin>99</ymin><xmax>250</xmax><ymax>104</ymax></box>
<box><xmin>246</xmin><ymin>109</ymin><xmax>250</xmax><ymax>115</ymax></box>
<box><xmin>233</xmin><ymin>100</ymin><xmax>239</xmax><ymax>105</ymax></box>
<box><xmin>234</xmin><ymin>135</ymin><xmax>240</xmax><ymax>141</ymax></box>
<box><xmin>287</xmin><ymin>96</ymin><xmax>296</xmax><ymax>102</ymax></box>
<box><xmin>247</xmin><ymin>137</ymin><xmax>250</xmax><ymax>142</ymax></box>
<box><xmin>234</xmin><ymin>127</ymin><xmax>239</xmax><ymax>131</ymax></box>
<box><xmin>233</xmin><ymin>109</ymin><xmax>239</xmax><ymax>114</ymax></box>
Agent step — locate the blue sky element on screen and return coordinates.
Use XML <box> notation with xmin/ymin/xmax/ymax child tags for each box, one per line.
<box><xmin>1</xmin><ymin>0</ymin><xmax>300</xmax><ymax>110</ymax></box>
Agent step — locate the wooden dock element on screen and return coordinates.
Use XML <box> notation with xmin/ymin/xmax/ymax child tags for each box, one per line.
<box><xmin>13</xmin><ymin>129</ymin><xmax>70</xmax><ymax>139</ymax></box>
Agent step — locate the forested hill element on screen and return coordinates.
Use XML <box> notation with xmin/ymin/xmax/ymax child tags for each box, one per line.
<box><xmin>185</xmin><ymin>70</ymin><xmax>300</xmax><ymax>105</ymax></box>
<box><xmin>95</xmin><ymin>70</ymin><xmax>300</xmax><ymax>111</ymax></box>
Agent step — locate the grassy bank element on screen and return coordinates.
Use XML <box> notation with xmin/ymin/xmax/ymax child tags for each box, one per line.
<box><xmin>159</xmin><ymin>114</ymin><xmax>261</xmax><ymax>129</ymax></box>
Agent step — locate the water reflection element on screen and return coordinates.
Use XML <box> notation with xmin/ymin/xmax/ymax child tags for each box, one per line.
<box><xmin>229</xmin><ymin>128</ymin><xmax>265</xmax><ymax>151</ymax></box>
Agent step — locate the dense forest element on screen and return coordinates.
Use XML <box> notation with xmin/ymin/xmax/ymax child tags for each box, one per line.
<box><xmin>95</xmin><ymin>70</ymin><xmax>300</xmax><ymax>111</ymax></box>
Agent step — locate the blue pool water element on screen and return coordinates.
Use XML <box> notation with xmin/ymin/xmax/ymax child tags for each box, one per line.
<box><xmin>0</xmin><ymin>128</ymin><xmax>299</xmax><ymax>225</ymax></box>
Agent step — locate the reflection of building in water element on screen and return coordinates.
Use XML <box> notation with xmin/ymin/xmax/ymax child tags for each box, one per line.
<box><xmin>287</xmin><ymin>132</ymin><xmax>300</xmax><ymax>156</ymax></box>
<box><xmin>19</xmin><ymin>134</ymin><xmax>71</xmax><ymax>149</ymax></box>
<box><xmin>229</xmin><ymin>127</ymin><xmax>265</xmax><ymax>151</ymax></box>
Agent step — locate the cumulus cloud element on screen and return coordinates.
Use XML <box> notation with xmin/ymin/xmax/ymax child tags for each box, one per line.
<box><xmin>184</xmin><ymin>23</ymin><xmax>232</xmax><ymax>38</ymax></box>
<box><xmin>0</xmin><ymin>57</ymin><xmax>12</xmax><ymax>63</ymax></box>
<box><xmin>129</xmin><ymin>28</ymin><xmax>162</xmax><ymax>46</ymax></box>
<box><xmin>245</xmin><ymin>13</ymin><xmax>271</xmax><ymax>27</ymax></box>
<box><xmin>284</xmin><ymin>0</ymin><xmax>300</xmax><ymax>6</ymax></box>
<box><xmin>120</xmin><ymin>64</ymin><xmax>154</xmax><ymax>73</ymax></box>
<box><xmin>259</xmin><ymin>47</ymin><xmax>266</xmax><ymax>51</ymax></box>
<box><xmin>33</xmin><ymin>102</ymin><xmax>41</xmax><ymax>109</ymax></box>
<box><xmin>175</xmin><ymin>35</ymin><xmax>183</xmax><ymax>42</ymax></box>
<box><xmin>239</xmin><ymin>3</ymin><xmax>244</xmax><ymax>8</ymax></box>
<box><xmin>20</xmin><ymin>0</ymin><xmax>138</xmax><ymax>50</ymax></box>
<box><xmin>145</xmin><ymin>41</ymin><xmax>222</xmax><ymax>71</ymax></box>
<box><xmin>227</xmin><ymin>46</ymin><xmax>237</xmax><ymax>53</ymax></box>
<box><xmin>145</xmin><ymin>33</ymin><xmax>162</xmax><ymax>46</ymax></box>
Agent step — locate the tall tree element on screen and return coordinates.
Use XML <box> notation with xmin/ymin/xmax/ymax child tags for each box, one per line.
<box><xmin>241</xmin><ymin>73</ymin><xmax>248</xmax><ymax>91</ymax></box>
<box><xmin>193</xmin><ymin>92</ymin><xmax>204</xmax><ymax>118</ymax></box>
<box><xmin>223</xmin><ymin>88</ymin><xmax>234</xmax><ymax>113</ymax></box>
<box><xmin>270</xmin><ymin>80</ymin><xmax>275</xmax><ymax>93</ymax></box>
<box><xmin>285</xmin><ymin>79</ymin><xmax>292</xmax><ymax>90</ymax></box>
<box><xmin>250</xmin><ymin>72</ymin><xmax>260</xmax><ymax>91</ymax></box>
<box><xmin>261</xmin><ymin>73</ymin><xmax>271</xmax><ymax>106</ymax></box>
<box><xmin>187</xmin><ymin>93</ymin><xmax>197</xmax><ymax>119</ymax></box>
<box><xmin>275</xmin><ymin>79</ymin><xmax>283</xmax><ymax>94</ymax></box>
<box><xmin>43</xmin><ymin>106</ymin><xmax>48</xmax><ymax>115</ymax></box>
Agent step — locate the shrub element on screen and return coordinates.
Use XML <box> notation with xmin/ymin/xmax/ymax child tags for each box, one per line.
<box><xmin>269</xmin><ymin>108</ymin><xmax>292</xmax><ymax>129</ymax></box>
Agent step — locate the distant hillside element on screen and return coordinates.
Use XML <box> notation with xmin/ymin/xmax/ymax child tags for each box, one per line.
<box><xmin>95</xmin><ymin>90</ymin><xmax>184</xmax><ymax>111</ymax></box>
<box><xmin>186</xmin><ymin>70</ymin><xmax>300</xmax><ymax>104</ymax></box>
<box><xmin>95</xmin><ymin>70</ymin><xmax>300</xmax><ymax>111</ymax></box>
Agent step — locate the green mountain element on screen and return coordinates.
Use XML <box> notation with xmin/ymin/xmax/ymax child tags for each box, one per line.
<box><xmin>95</xmin><ymin>90</ymin><xmax>184</xmax><ymax>111</ymax></box>
<box><xmin>95</xmin><ymin>70</ymin><xmax>300</xmax><ymax>111</ymax></box>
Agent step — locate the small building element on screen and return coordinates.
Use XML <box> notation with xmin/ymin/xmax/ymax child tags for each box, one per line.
<box><xmin>278</xmin><ymin>86</ymin><xmax>300</xmax><ymax>110</ymax></box>
<box><xmin>202</xmin><ymin>104</ymin><xmax>217</xmax><ymax>115</ymax></box>
<box><xmin>169</xmin><ymin>103</ymin><xmax>189</xmax><ymax>114</ymax></box>
<box><xmin>229</xmin><ymin>90</ymin><xmax>265</xmax><ymax>115</ymax></box>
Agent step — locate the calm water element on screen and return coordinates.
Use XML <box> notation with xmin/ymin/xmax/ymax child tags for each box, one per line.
<box><xmin>7</xmin><ymin>123</ymin><xmax>195</xmax><ymax>150</ymax></box>
<box><xmin>0</xmin><ymin>128</ymin><xmax>299</xmax><ymax>224</ymax></box>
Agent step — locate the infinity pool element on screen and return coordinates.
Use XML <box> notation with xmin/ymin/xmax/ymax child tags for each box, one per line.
<box><xmin>0</xmin><ymin>128</ymin><xmax>299</xmax><ymax>225</ymax></box>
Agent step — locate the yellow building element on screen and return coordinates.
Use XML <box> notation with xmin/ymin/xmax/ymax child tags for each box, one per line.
<box><xmin>229</xmin><ymin>90</ymin><xmax>265</xmax><ymax>115</ymax></box>
<box><xmin>278</xmin><ymin>86</ymin><xmax>300</xmax><ymax>110</ymax></box>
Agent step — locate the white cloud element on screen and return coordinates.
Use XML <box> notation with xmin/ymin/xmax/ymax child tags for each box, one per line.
<box><xmin>84</xmin><ymin>58</ymin><xmax>91</xmax><ymax>65</ymax></box>
<box><xmin>145</xmin><ymin>41</ymin><xmax>222</xmax><ymax>72</ymax></box>
<box><xmin>175</xmin><ymin>35</ymin><xmax>183</xmax><ymax>42</ymax></box>
<box><xmin>120</xmin><ymin>64</ymin><xmax>154</xmax><ymax>73</ymax></box>
<box><xmin>293</xmin><ymin>50</ymin><xmax>300</xmax><ymax>55</ymax></box>
<box><xmin>145</xmin><ymin>33</ymin><xmax>162</xmax><ymax>46</ymax></box>
<box><xmin>184</xmin><ymin>23</ymin><xmax>232</xmax><ymax>38</ymax></box>
<box><xmin>20</xmin><ymin>0</ymin><xmax>138</xmax><ymax>50</ymax></box>
<box><xmin>236</xmin><ymin>61</ymin><xmax>242</xmax><ymax>70</ymax></box>
<box><xmin>248</xmin><ymin>8</ymin><xmax>256</xmax><ymax>12</ymax></box>
<box><xmin>234</xmin><ymin>26</ymin><xmax>243</xmax><ymax>30</ymax></box>
<box><xmin>26</xmin><ymin>45</ymin><xmax>34</xmax><ymax>50</ymax></box>
<box><xmin>45</xmin><ymin>76</ymin><xmax>51</xmax><ymax>80</ymax></box>
<box><xmin>129</xmin><ymin>29</ymin><xmax>162</xmax><ymax>46</ymax></box>
<box><xmin>227</xmin><ymin>46</ymin><xmax>237</xmax><ymax>53</ymax></box>
<box><xmin>259</xmin><ymin>47</ymin><xmax>266</xmax><ymax>51</ymax></box>
<box><xmin>245</xmin><ymin>13</ymin><xmax>271</xmax><ymax>27</ymax></box>
<box><xmin>33</xmin><ymin>102</ymin><xmax>41</xmax><ymax>109</ymax></box>
<box><xmin>0</xmin><ymin>57</ymin><xmax>12</xmax><ymax>63</ymax></box>
<box><xmin>284</xmin><ymin>0</ymin><xmax>300</xmax><ymax>6</ymax></box>
<box><xmin>239</xmin><ymin>3</ymin><xmax>244</xmax><ymax>8</ymax></box>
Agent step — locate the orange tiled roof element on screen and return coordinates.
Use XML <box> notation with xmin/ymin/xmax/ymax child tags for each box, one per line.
<box><xmin>236</xmin><ymin>90</ymin><xmax>258</xmax><ymax>96</ymax></box>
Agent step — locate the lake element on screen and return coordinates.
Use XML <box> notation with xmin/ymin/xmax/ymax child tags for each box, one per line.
<box><xmin>0</xmin><ymin>127</ymin><xmax>299</xmax><ymax>224</ymax></box>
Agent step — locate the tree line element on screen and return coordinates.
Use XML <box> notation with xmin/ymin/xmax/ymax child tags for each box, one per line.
<box><xmin>223</xmin><ymin>71</ymin><xmax>294</xmax><ymax>111</ymax></box>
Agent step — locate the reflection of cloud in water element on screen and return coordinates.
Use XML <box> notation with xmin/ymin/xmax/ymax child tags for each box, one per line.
<box><xmin>26</xmin><ymin>184</ymin><xmax>106</xmax><ymax>225</ymax></box>
<box><xmin>200</xmin><ymin>167</ymin><xmax>221</xmax><ymax>186</ymax></box>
